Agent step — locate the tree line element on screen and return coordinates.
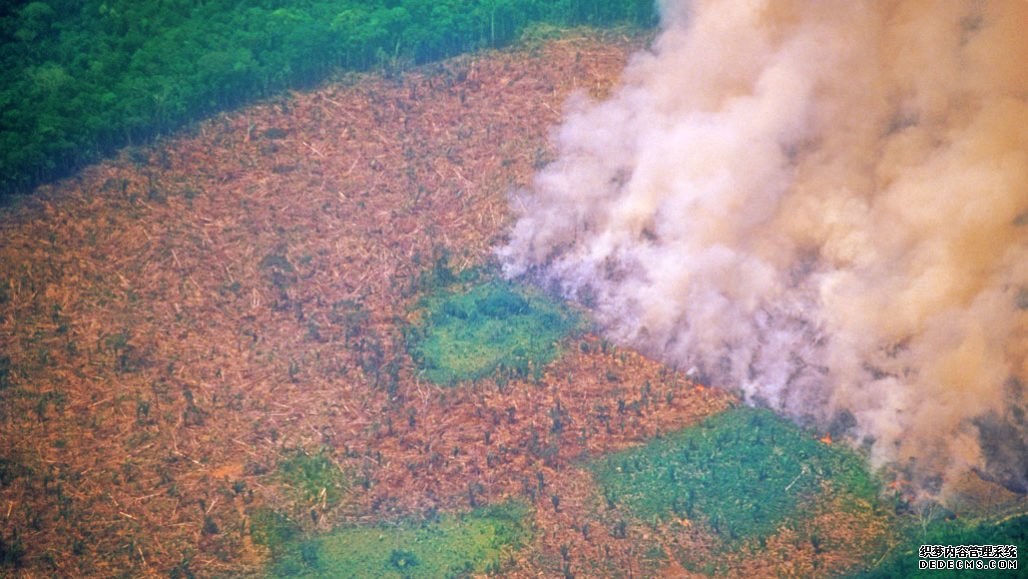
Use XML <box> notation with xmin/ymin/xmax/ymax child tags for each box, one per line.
<box><xmin>0</xmin><ymin>0</ymin><xmax>656</xmax><ymax>199</ymax></box>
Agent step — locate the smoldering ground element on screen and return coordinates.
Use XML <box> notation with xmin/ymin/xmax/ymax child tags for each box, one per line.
<box><xmin>501</xmin><ymin>0</ymin><xmax>1027</xmax><ymax>497</ymax></box>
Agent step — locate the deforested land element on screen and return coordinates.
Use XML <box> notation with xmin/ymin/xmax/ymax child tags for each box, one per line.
<box><xmin>1</xmin><ymin>14</ymin><xmax>1025</xmax><ymax>578</ymax></box>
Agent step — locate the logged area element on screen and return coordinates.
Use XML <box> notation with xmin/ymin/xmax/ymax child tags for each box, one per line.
<box><xmin>0</xmin><ymin>29</ymin><xmax>1024</xmax><ymax>578</ymax></box>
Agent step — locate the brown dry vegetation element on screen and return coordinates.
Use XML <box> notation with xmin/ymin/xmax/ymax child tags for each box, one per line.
<box><xmin>1</xmin><ymin>30</ymin><xmax>893</xmax><ymax>577</ymax></box>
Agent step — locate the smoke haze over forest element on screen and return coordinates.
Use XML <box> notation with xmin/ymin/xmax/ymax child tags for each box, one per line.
<box><xmin>502</xmin><ymin>0</ymin><xmax>1028</xmax><ymax>496</ymax></box>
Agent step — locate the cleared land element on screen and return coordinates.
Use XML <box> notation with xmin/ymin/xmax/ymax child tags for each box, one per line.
<box><xmin>0</xmin><ymin>29</ymin><xmax>1022</xmax><ymax>577</ymax></box>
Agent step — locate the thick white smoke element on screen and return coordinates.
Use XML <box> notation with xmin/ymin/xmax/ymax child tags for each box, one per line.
<box><xmin>501</xmin><ymin>0</ymin><xmax>1028</xmax><ymax>496</ymax></box>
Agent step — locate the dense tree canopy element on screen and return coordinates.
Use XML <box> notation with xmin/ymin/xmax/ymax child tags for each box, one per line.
<box><xmin>0</xmin><ymin>0</ymin><xmax>655</xmax><ymax>198</ymax></box>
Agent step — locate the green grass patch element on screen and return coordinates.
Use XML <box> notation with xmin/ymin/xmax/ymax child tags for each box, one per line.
<box><xmin>590</xmin><ymin>407</ymin><xmax>880</xmax><ymax>544</ymax></box>
<box><xmin>854</xmin><ymin>514</ymin><xmax>1026</xmax><ymax>578</ymax></box>
<box><xmin>407</xmin><ymin>280</ymin><xmax>582</xmax><ymax>385</ymax></box>
<box><xmin>274</xmin><ymin>449</ymin><xmax>350</xmax><ymax>508</ymax></box>
<box><xmin>251</xmin><ymin>509</ymin><xmax>302</xmax><ymax>554</ymax></box>
<box><xmin>267</xmin><ymin>502</ymin><xmax>531</xmax><ymax>577</ymax></box>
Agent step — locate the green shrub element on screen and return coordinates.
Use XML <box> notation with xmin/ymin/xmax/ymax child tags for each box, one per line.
<box><xmin>268</xmin><ymin>501</ymin><xmax>531</xmax><ymax>577</ymax></box>
<box><xmin>590</xmin><ymin>407</ymin><xmax>880</xmax><ymax>545</ymax></box>
<box><xmin>274</xmin><ymin>449</ymin><xmax>350</xmax><ymax>508</ymax></box>
<box><xmin>408</xmin><ymin>280</ymin><xmax>582</xmax><ymax>385</ymax></box>
<box><xmin>251</xmin><ymin>509</ymin><xmax>301</xmax><ymax>554</ymax></box>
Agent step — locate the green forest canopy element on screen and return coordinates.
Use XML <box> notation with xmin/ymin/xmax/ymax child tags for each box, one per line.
<box><xmin>0</xmin><ymin>0</ymin><xmax>656</xmax><ymax>199</ymax></box>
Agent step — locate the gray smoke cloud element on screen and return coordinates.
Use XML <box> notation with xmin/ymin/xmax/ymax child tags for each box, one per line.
<box><xmin>500</xmin><ymin>0</ymin><xmax>1028</xmax><ymax>497</ymax></box>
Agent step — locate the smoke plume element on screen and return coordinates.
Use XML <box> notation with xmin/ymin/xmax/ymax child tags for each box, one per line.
<box><xmin>501</xmin><ymin>0</ymin><xmax>1028</xmax><ymax>496</ymax></box>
